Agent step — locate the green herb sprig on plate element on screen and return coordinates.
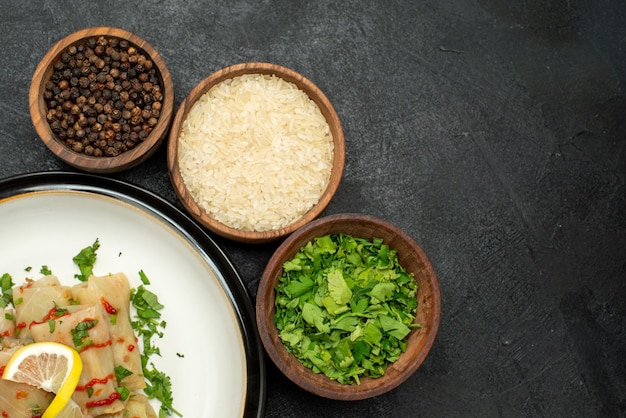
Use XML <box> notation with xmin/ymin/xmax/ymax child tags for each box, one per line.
<box><xmin>274</xmin><ymin>233</ymin><xmax>420</xmax><ymax>385</ymax></box>
<box><xmin>131</xmin><ymin>270</ymin><xmax>182</xmax><ymax>418</ymax></box>
<box><xmin>72</xmin><ymin>240</ymin><xmax>181</xmax><ymax>416</ymax></box>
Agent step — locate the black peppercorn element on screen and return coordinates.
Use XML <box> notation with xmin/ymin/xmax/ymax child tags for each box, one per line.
<box><xmin>43</xmin><ymin>35</ymin><xmax>164</xmax><ymax>158</ymax></box>
<box><xmin>72</xmin><ymin>142</ymin><xmax>84</xmax><ymax>153</ymax></box>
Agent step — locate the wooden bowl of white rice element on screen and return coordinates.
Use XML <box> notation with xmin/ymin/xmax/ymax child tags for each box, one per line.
<box><xmin>167</xmin><ymin>62</ymin><xmax>345</xmax><ymax>243</ymax></box>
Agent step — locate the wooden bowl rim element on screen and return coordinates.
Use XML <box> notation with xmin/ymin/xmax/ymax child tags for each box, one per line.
<box><xmin>167</xmin><ymin>62</ymin><xmax>345</xmax><ymax>243</ymax></box>
<box><xmin>255</xmin><ymin>213</ymin><xmax>441</xmax><ymax>400</ymax></box>
<box><xmin>29</xmin><ymin>26</ymin><xmax>175</xmax><ymax>174</ymax></box>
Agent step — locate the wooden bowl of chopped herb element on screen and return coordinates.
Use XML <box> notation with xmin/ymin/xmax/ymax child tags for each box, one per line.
<box><xmin>29</xmin><ymin>27</ymin><xmax>174</xmax><ymax>173</ymax></box>
<box><xmin>256</xmin><ymin>213</ymin><xmax>441</xmax><ymax>400</ymax></box>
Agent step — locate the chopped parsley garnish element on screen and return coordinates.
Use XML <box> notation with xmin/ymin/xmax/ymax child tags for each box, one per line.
<box><xmin>131</xmin><ymin>272</ymin><xmax>180</xmax><ymax>417</ymax></box>
<box><xmin>133</xmin><ymin>286</ymin><xmax>164</xmax><ymax>321</ymax></box>
<box><xmin>274</xmin><ymin>233</ymin><xmax>420</xmax><ymax>385</ymax></box>
<box><xmin>138</xmin><ymin>269</ymin><xmax>151</xmax><ymax>285</ymax></box>
<box><xmin>116</xmin><ymin>386</ymin><xmax>131</xmax><ymax>401</ymax></box>
<box><xmin>71</xmin><ymin>319</ymin><xmax>98</xmax><ymax>351</ymax></box>
<box><xmin>115</xmin><ymin>365</ymin><xmax>133</xmax><ymax>382</ymax></box>
<box><xmin>143</xmin><ymin>366</ymin><xmax>180</xmax><ymax>417</ymax></box>
<box><xmin>0</xmin><ymin>273</ymin><xmax>14</xmax><ymax>308</ymax></box>
<box><xmin>40</xmin><ymin>265</ymin><xmax>52</xmax><ymax>276</ymax></box>
<box><xmin>53</xmin><ymin>301</ymin><xmax>68</xmax><ymax>317</ymax></box>
<box><xmin>73</xmin><ymin>239</ymin><xmax>100</xmax><ymax>281</ymax></box>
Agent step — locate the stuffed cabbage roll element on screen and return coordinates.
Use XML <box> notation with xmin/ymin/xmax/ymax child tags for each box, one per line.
<box><xmin>12</xmin><ymin>275</ymin><xmax>72</xmax><ymax>341</ymax></box>
<box><xmin>73</xmin><ymin>273</ymin><xmax>145</xmax><ymax>391</ymax></box>
<box><xmin>0</xmin><ymin>342</ymin><xmax>53</xmax><ymax>417</ymax></box>
<box><xmin>0</xmin><ymin>307</ymin><xmax>16</xmax><ymax>339</ymax></box>
<box><xmin>99</xmin><ymin>394</ymin><xmax>157</xmax><ymax>418</ymax></box>
<box><xmin>29</xmin><ymin>304</ymin><xmax>124</xmax><ymax>417</ymax></box>
<box><xmin>0</xmin><ymin>379</ymin><xmax>53</xmax><ymax>417</ymax></box>
<box><xmin>124</xmin><ymin>394</ymin><xmax>157</xmax><ymax>418</ymax></box>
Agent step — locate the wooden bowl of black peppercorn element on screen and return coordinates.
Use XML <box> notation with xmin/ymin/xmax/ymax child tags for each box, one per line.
<box><xmin>29</xmin><ymin>27</ymin><xmax>174</xmax><ymax>174</ymax></box>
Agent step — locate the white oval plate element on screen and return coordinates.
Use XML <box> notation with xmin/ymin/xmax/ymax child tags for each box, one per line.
<box><xmin>0</xmin><ymin>172</ymin><xmax>265</xmax><ymax>417</ymax></box>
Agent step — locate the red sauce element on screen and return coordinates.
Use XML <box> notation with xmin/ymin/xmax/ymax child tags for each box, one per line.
<box><xmin>16</xmin><ymin>390</ymin><xmax>28</xmax><ymax>399</ymax></box>
<box><xmin>0</xmin><ymin>366</ymin><xmax>5</xmax><ymax>375</ymax></box>
<box><xmin>19</xmin><ymin>282</ymin><xmax>33</xmax><ymax>291</ymax></box>
<box><xmin>85</xmin><ymin>391</ymin><xmax>121</xmax><ymax>409</ymax></box>
<box><xmin>100</xmin><ymin>297</ymin><xmax>117</xmax><ymax>315</ymax></box>
<box><xmin>80</xmin><ymin>340</ymin><xmax>112</xmax><ymax>353</ymax></box>
<box><xmin>44</xmin><ymin>306</ymin><xmax>68</xmax><ymax>321</ymax></box>
<box><xmin>0</xmin><ymin>330</ymin><xmax>9</xmax><ymax>338</ymax></box>
<box><xmin>128</xmin><ymin>344</ymin><xmax>135</xmax><ymax>352</ymax></box>
<box><xmin>28</xmin><ymin>306</ymin><xmax>71</xmax><ymax>329</ymax></box>
<box><xmin>76</xmin><ymin>374</ymin><xmax>114</xmax><ymax>392</ymax></box>
<box><xmin>15</xmin><ymin>322</ymin><xmax>26</xmax><ymax>330</ymax></box>
<box><xmin>2</xmin><ymin>411</ymin><xmax>8</xmax><ymax>417</ymax></box>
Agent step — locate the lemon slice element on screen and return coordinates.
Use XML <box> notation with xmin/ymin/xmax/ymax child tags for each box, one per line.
<box><xmin>2</xmin><ymin>342</ymin><xmax>83</xmax><ymax>418</ymax></box>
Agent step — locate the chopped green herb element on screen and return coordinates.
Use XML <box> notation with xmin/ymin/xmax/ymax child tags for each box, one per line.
<box><xmin>130</xmin><ymin>271</ymin><xmax>180</xmax><ymax>417</ymax></box>
<box><xmin>133</xmin><ymin>286</ymin><xmax>164</xmax><ymax>321</ymax></box>
<box><xmin>115</xmin><ymin>386</ymin><xmax>131</xmax><ymax>401</ymax></box>
<box><xmin>87</xmin><ymin>387</ymin><xmax>94</xmax><ymax>398</ymax></box>
<box><xmin>138</xmin><ymin>269</ymin><xmax>151</xmax><ymax>285</ymax></box>
<box><xmin>53</xmin><ymin>301</ymin><xmax>68</xmax><ymax>317</ymax></box>
<box><xmin>71</xmin><ymin>319</ymin><xmax>98</xmax><ymax>351</ymax></box>
<box><xmin>24</xmin><ymin>266</ymin><xmax>32</xmax><ymax>272</ymax></box>
<box><xmin>47</xmin><ymin>319</ymin><xmax>55</xmax><ymax>333</ymax></box>
<box><xmin>40</xmin><ymin>265</ymin><xmax>52</xmax><ymax>276</ymax></box>
<box><xmin>73</xmin><ymin>239</ymin><xmax>100</xmax><ymax>281</ymax></box>
<box><xmin>274</xmin><ymin>233</ymin><xmax>420</xmax><ymax>385</ymax></box>
<box><xmin>143</xmin><ymin>365</ymin><xmax>181</xmax><ymax>417</ymax></box>
<box><xmin>4</xmin><ymin>312</ymin><xmax>13</xmax><ymax>321</ymax></box>
<box><xmin>115</xmin><ymin>365</ymin><xmax>133</xmax><ymax>382</ymax></box>
<box><xmin>0</xmin><ymin>273</ymin><xmax>14</xmax><ymax>308</ymax></box>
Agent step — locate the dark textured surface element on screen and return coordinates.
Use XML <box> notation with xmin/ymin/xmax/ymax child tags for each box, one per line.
<box><xmin>1</xmin><ymin>1</ymin><xmax>625</xmax><ymax>417</ymax></box>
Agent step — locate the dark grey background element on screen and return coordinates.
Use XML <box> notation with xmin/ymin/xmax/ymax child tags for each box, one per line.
<box><xmin>1</xmin><ymin>1</ymin><xmax>624</xmax><ymax>417</ymax></box>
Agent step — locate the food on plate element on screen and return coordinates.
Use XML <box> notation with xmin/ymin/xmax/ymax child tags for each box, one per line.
<box><xmin>0</xmin><ymin>307</ymin><xmax>15</xmax><ymax>339</ymax></box>
<box><xmin>0</xmin><ymin>339</ymin><xmax>54</xmax><ymax>417</ymax></box>
<box><xmin>0</xmin><ymin>238</ymin><xmax>178</xmax><ymax>417</ymax></box>
<box><xmin>274</xmin><ymin>233</ymin><xmax>420</xmax><ymax>384</ymax></box>
<box><xmin>2</xmin><ymin>341</ymin><xmax>82</xmax><ymax>418</ymax></box>
<box><xmin>72</xmin><ymin>273</ymin><xmax>145</xmax><ymax>392</ymax></box>
<box><xmin>177</xmin><ymin>73</ymin><xmax>334</xmax><ymax>232</ymax></box>
<box><xmin>2</xmin><ymin>273</ymin><xmax>157</xmax><ymax>418</ymax></box>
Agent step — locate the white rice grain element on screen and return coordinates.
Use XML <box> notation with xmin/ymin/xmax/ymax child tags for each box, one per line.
<box><xmin>177</xmin><ymin>73</ymin><xmax>334</xmax><ymax>232</ymax></box>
